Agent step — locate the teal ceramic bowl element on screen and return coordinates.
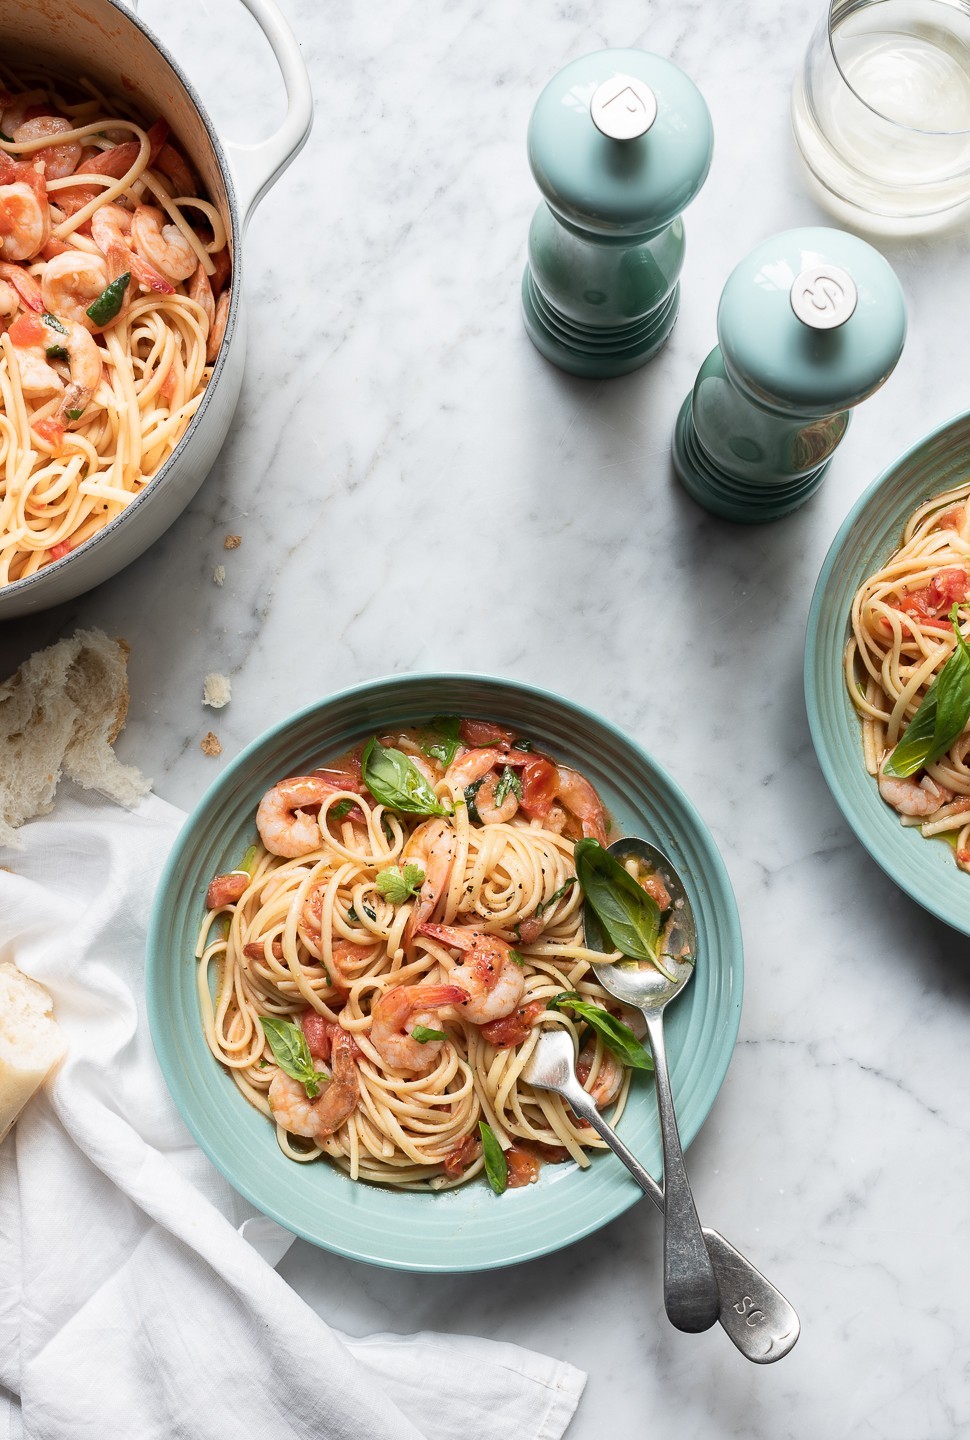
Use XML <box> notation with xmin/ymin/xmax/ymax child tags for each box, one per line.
<box><xmin>147</xmin><ymin>674</ymin><xmax>743</xmax><ymax>1272</ymax></box>
<box><xmin>806</xmin><ymin>410</ymin><xmax>970</xmax><ymax>936</ymax></box>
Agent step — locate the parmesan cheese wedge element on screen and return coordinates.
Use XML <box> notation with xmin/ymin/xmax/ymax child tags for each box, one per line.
<box><xmin>0</xmin><ymin>962</ymin><xmax>66</xmax><ymax>1143</ymax></box>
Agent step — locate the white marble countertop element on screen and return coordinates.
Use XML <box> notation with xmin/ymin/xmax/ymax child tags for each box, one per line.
<box><xmin>4</xmin><ymin>0</ymin><xmax>970</xmax><ymax>1433</ymax></box>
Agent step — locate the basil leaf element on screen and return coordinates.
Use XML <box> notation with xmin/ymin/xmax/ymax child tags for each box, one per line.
<box><xmin>411</xmin><ymin>1023</ymin><xmax>446</xmax><ymax>1043</ymax></box>
<box><xmin>45</xmin><ymin>344</ymin><xmax>68</xmax><ymax>360</ymax></box>
<box><xmin>375</xmin><ymin>863</ymin><xmax>426</xmax><ymax>903</ymax></box>
<box><xmin>546</xmin><ymin>992</ymin><xmax>653</xmax><ymax>1071</ymax></box>
<box><xmin>86</xmin><ymin>271</ymin><xmax>130</xmax><ymax>326</ymax></box>
<box><xmin>329</xmin><ymin>797</ymin><xmax>354</xmax><ymax>820</ymax></box>
<box><xmin>41</xmin><ymin>312</ymin><xmax>67</xmax><ymax>334</ymax></box>
<box><xmin>508</xmin><ymin>949</ymin><xmax>525</xmax><ymax>968</ymax></box>
<box><xmin>259</xmin><ymin>1016</ymin><xmax>324</xmax><ymax>1098</ymax></box>
<box><xmin>479</xmin><ymin>1120</ymin><xmax>508</xmax><ymax>1195</ymax></box>
<box><xmin>574</xmin><ymin>838</ymin><xmax>661</xmax><ymax>962</ymax></box>
<box><xmin>464</xmin><ymin>777</ymin><xmax>484</xmax><ymax>822</ymax></box>
<box><xmin>884</xmin><ymin>606</ymin><xmax>970</xmax><ymax>777</ymax></box>
<box><xmin>493</xmin><ymin>765</ymin><xmax>522</xmax><ymax>807</ymax></box>
<box><xmin>361</xmin><ymin>736</ymin><xmax>448</xmax><ymax>816</ymax></box>
<box><xmin>66</xmin><ymin>408</ymin><xmax>84</xmax><ymax>420</ymax></box>
<box><xmin>421</xmin><ymin>715</ymin><xmax>462</xmax><ymax>768</ymax></box>
<box><xmin>535</xmin><ymin>877</ymin><xmax>576</xmax><ymax>918</ymax></box>
<box><xmin>0</xmin><ymin>130</ymin><xmax>12</xmax><ymax>143</ymax></box>
<box><xmin>511</xmin><ymin>739</ymin><xmax>533</xmax><ymax>752</ymax></box>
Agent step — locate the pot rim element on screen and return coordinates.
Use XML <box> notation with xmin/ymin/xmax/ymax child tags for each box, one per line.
<box><xmin>1</xmin><ymin>0</ymin><xmax>244</xmax><ymax>604</ymax></box>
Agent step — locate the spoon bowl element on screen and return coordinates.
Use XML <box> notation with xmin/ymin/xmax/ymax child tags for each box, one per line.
<box><xmin>588</xmin><ymin>836</ymin><xmax>718</xmax><ymax>1334</ymax></box>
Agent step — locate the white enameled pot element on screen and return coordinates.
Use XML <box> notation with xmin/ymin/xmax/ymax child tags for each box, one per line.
<box><xmin>0</xmin><ymin>0</ymin><xmax>312</xmax><ymax>619</ymax></box>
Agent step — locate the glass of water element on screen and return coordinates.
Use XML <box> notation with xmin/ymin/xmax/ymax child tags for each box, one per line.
<box><xmin>792</xmin><ymin>0</ymin><xmax>970</xmax><ymax>219</ymax></box>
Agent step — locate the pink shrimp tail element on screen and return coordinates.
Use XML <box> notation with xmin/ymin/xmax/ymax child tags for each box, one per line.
<box><xmin>418</xmin><ymin>922</ymin><xmax>472</xmax><ymax>953</ymax></box>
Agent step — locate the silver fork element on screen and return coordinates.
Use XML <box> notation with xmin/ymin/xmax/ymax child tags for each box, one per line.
<box><xmin>522</xmin><ymin>1029</ymin><xmax>799</xmax><ymax>1363</ymax></box>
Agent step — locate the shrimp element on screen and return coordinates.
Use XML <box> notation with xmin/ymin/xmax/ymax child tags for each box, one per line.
<box><xmin>445</xmin><ymin>746</ymin><xmax>521</xmax><ymax>824</ymax></box>
<box><xmin>0</xmin><ymin>259</ymin><xmax>42</xmax><ymax>311</ymax></box>
<box><xmin>576</xmin><ymin>1035</ymin><xmax>623</xmax><ymax>1108</ymax></box>
<box><xmin>0</xmin><ymin>90</ymin><xmax>48</xmax><ymax>135</ymax></box>
<box><xmin>299</xmin><ymin>886</ymin><xmax>375</xmax><ymax>979</ymax></box>
<box><xmin>268</xmin><ymin>1029</ymin><xmax>360</xmax><ymax>1141</ymax></box>
<box><xmin>41</xmin><ymin>249</ymin><xmax>110</xmax><ymax>330</ymax></box>
<box><xmin>555</xmin><ymin>765</ymin><xmax>609</xmax><ymax>845</ymax></box>
<box><xmin>256</xmin><ymin>776</ymin><xmax>335</xmax><ymax>857</ymax></box>
<box><xmin>0</xmin><ymin>278</ymin><xmax>17</xmax><ymax>319</ymax></box>
<box><xmin>369</xmin><ymin>983</ymin><xmax>466</xmax><ymax>1072</ymax></box>
<box><xmin>188</xmin><ymin>260</ymin><xmax>214</xmax><ymax>332</ymax></box>
<box><xmin>417</xmin><ymin>923</ymin><xmax>525</xmax><ymax>1024</ymax></box>
<box><xmin>130</xmin><ymin>204</ymin><xmax>197</xmax><ymax>283</ymax></box>
<box><xmin>0</xmin><ymin>180</ymin><xmax>49</xmax><ymax>261</ymax></box>
<box><xmin>207</xmin><ymin>289</ymin><xmax>229</xmax><ymax>363</ymax></box>
<box><xmin>877</xmin><ymin>767</ymin><xmax>952</xmax><ymax>818</ymax></box>
<box><xmin>90</xmin><ymin>203</ymin><xmax>173</xmax><ymax>293</ymax></box>
<box><xmin>6</xmin><ymin>311</ymin><xmax>61</xmax><ymax>396</ymax></box>
<box><xmin>12</xmin><ymin>116</ymin><xmax>82</xmax><ymax>181</ymax></box>
<box><xmin>401</xmin><ymin>816</ymin><xmax>457</xmax><ymax>942</ymax></box>
<box><xmin>153</xmin><ymin>142</ymin><xmax>198</xmax><ymax>199</ymax></box>
<box><xmin>50</xmin><ymin>319</ymin><xmax>103</xmax><ymax>427</ymax></box>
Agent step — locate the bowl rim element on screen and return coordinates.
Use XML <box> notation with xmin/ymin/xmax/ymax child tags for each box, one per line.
<box><xmin>147</xmin><ymin>670</ymin><xmax>745</xmax><ymax>1271</ymax></box>
<box><xmin>0</xmin><ymin>0</ymin><xmax>242</xmax><ymax>603</ymax></box>
<box><xmin>805</xmin><ymin>405</ymin><xmax>970</xmax><ymax>935</ymax></box>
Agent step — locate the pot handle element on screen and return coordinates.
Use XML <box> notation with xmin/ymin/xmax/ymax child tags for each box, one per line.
<box><xmin>224</xmin><ymin>0</ymin><xmax>313</xmax><ymax>231</ymax></box>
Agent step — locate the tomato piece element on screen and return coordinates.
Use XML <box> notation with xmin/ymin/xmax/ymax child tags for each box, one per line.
<box><xmin>301</xmin><ymin>1010</ymin><xmax>331</xmax><ymax>1061</ymax></box>
<box><xmin>518</xmin><ymin>756</ymin><xmax>558</xmax><ymax>820</ymax></box>
<box><xmin>145</xmin><ymin>117</ymin><xmax>170</xmax><ymax>165</ymax></box>
<box><xmin>50</xmin><ymin>540</ymin><xmax>71</xmax><ymax>560</ymax></box>
<box><xmin>33</xmin><ymin>416</ymin><xmax>65</xmax><ymax>449</ymax></box>
<box><xmin>443</xmin><ymin>1133</ymin><xmax>481</xmax><ymax>1178</ymax></box>
<box><xmin>8</xmin><ymin>311</ymin><xmax>46</xmax><ymax>347</ymax></box>
<box><xmin>459</xmin><ymin>719</ymin><xmax>517</xmax><ymax>747</ymax></box>
<box><xmin>478</xmin><ymin>1000</ymin><xmax>545</xmax><ymax>1049</ymax></box>
<box><xmin>896</xmin><ymin>567</ymin><xmax>968</xmax><ymax>624</ymax></box>
<box><xmin>505</xmin><ymin>1145</ymin><xmax>540</xmax><ymax>1188</ymax></box>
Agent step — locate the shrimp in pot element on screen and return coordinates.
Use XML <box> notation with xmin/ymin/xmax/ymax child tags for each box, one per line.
<box><xmin>90</xmin><ymin>203</ymin><xmax>173</xmax><ymax>293</ymax></box>
<box><xmin>417</xmin><ymin>923</ymin><xmax>525</xmax><ymax>1024</ymax></box>
<box><xmin>877</xmin><ymin>766</ymin><xmax>952</xmax><ymax>818</ymax></box>
<box><xmin>256</xmin><ymin>776</ymin><xmax>337</xmax><ymax>857</ymax></box>
<box><xmin>12</xmin><ymin>116</ymin><xmax>82</xmax><ymax>180</ymax></box>
<box><xmin>401</xmin><ymin>816</ymin><xmax>457</xmax><ymax>942</ymax></box>
<box><xmin>369</xmin><ymin>983</ymin><xmax>466</xmax><ymax>1072</ymax></box>
<box><xmin>0</xmin><ymin>180</ymin><xmax>49</xmax><ymax>261</ymax></box>
<box><xmin>130</xmin><ymin>204</ymin><xmax>197</xmax><ymax>283</ymax></box>
<box><xmin>41</xmin><ymin>250</ymin><xmax>111</xmax><ymax>331</ymax></box>
<box><xmin>268</xmin><ymin>1029</ymin><xmax>360</xmax><ymax>1141</ymax></box>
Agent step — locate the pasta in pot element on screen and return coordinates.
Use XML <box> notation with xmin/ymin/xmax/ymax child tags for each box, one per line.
<box><xmin>846</xmin><ymin>480</ymin><xmax>970</xmax><ymax>870</ymax></box>
<box><xmin>0</xmin><ymin>64</ymin><xmax>230</xmax><ymax>584</ymax></box>
<box><xmin>197</xmin><ymin>720</ymin><xmax>654</xmax><ymax>1193</ymax></box>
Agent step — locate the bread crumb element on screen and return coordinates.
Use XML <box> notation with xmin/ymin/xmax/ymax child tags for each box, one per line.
<box><xmin>213</xmin><ymin>565</ymin><xmax>225</xmax><ymax>586</ymax></box>
<box><xmin>200</xmin><ymin>731</ymin><xmax>222</xmax><ymax>756</ymax></box>
<box><xmin>223</xmin><ymin>534</ymin><xmax>241</xmax><ymax>550</ymax></box>
<box><xmin>203</xmin><ymin>673</ymin><xmax>231</xmax><ymax>709</ymax></box>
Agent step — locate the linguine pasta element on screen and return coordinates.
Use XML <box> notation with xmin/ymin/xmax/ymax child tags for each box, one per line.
<box><xmin>198</xmin><ymin>725</ymin><xmax>647</xmax><ymax>1192</ymax></box>
<box><xmin>0</xmin><ymin>65</ymin><xmax>230</xmax><ymax>584</ymax></box>
<box><xmin>846</xmin><ymin>479</ymin><xmax>970</xmax><ymax>870</ymax></box>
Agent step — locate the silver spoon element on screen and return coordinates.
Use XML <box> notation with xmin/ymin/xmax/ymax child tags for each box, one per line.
<box><xmin>522</xmin><ymin>1029</ymin><xmax>799</xmax><ymax>1363</ymax></box>
<box><xmin>587</xmin><ymin>837</ymin><xmax>718</xmax><ymax>1334</ymax></box>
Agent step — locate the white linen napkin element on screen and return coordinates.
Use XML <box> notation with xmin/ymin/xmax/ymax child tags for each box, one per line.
<box><xmin>0</xmin><ymin>785</ymin><xmax>586</xmax><ymax>1440</ymax></box>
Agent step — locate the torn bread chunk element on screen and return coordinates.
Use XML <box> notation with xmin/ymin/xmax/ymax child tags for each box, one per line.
<box><xmin>203</xmin><ymin>673</ymin><xmax>231</xmax><ymax>709</ymax></box>
<box><xmin>0</xmin><ymin>628</ymin><xmax>150</xmax><ymax>849</ymax></box>
<box><xmin>0</xmin><ymin>963</ymin><xmax>67</xmax><ymax>1143</ymax></box>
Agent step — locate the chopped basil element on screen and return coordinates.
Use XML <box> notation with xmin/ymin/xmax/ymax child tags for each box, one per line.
<box><xmin>329</xmin><ymin>798</ymin><xmax>354</xmax><ymax>820</ymax></box>
<box><xmin>464</xmin><ymin>777</ymin><xmax>484</xmax><ymax>822</ymax></box>
<box><xmin>66</xmin><ymin>408</ymin><xmax>84</xmax><ymax>421</ymax></box>
<box><xmin>375</xmin><ymin>862</ymin><xmax>426</xmax><ymax>903</ymax></box>
<box><xmin>479</xmin><ymin>1120</ymin><xmax>508</xmax><ymax>1195</ymax></box>
<box><xmin>45</xmin><ymin>345</ymin><xmax>68</xmax><ymax>360</ymax></box>
<box><xmin>883</xmin><ymin>605</ymin><xmax>970</xmax><ymax>777</ymax></box>
<box><xmin>575</xmin><ymin>838</ymin><xmax>661</xmax><ymax>964</ymax></box>
<box><xmin>41</xmin><ymin>312</ymin><xmax>67</xmax><ymax>334</ymax></box>
<box><xmin>421</xmin><ymin>715</ymin><xmax>462</xmax><ymax>768</ymax></box>
<box><xmin>361</xmin><ymin>736</ymin><xmax>448</xmax><ymax>816</ymax></box>
<box><xmin>347</xmin><ymin>902</ymin><xmax>377</xmax><ymax>924</ymax></box>
<box><xmin>86</xmin><ymin>271</ymin><xmax>130</xmax><ymax>326</ymax></box>
<box><xmin>535</xmin><ymin>877</ymin><xmax>576</xmax><ymax>918</ymax></box>
<box><xmin>511</xmin><ymin>739</ymin><xmax>533</xmax><ymax>752</ymax></box>
<box><xmin>508</xmin><ymin>949</ymin><xmax>525</xmax><ymax>968</ymax></box>
<box><xmin>411</xmin><ymin>1023</ymin><xmax>446</xmax><ymax>1043</ymax></box>
<box><xmin>546</xmin><ymin>992</ymin><xmax>653</xmax><ymax>1071</ymax></box>
<box><xmin>493</xmin><ymin>765</ymin><xmax>522</xmax><ymax>807</ymax></box>
<box><xmin>259</xmin><ymin>1016</ymin><xmax>325</xmax><ymax>1098</ymax></box>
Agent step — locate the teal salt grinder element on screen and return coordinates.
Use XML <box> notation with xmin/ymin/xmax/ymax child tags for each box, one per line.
<box><xmin>522</xmin><ymin>49</ymin><xmax>713</xmax><ymax>378</ymax></box>
<box><xmin>672</xmin><ymin>227</ymin><xmax>906</xmax><ymax>523</ymax></box>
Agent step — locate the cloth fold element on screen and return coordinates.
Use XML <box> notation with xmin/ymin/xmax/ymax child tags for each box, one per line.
<box><xmin>0</xmin><ymin>787</ymin><xmax>585</xmax><ymax>1440</ymax></box>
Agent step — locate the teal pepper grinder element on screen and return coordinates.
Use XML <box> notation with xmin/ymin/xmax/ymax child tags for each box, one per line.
<box><xmin>672</xmin><ymin>227</ymin><xmax>907</xmax><ymax>523</ymax></box>
<box><xmin>521</xmin><ymin>49</ymin><xmax>713</xmax><ymax>379</ymax></box>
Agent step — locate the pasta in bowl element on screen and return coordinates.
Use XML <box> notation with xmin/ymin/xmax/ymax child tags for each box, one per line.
<box><xmin>148</xmin><ymin>675</ymin><xmax>743</xmax><ymax>1271</ymax></box>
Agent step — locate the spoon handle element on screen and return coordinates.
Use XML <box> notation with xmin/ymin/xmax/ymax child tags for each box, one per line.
<box><xmin>560</xmin><ymin>1079</ymin><xmax>799</xmax><ymax>1363</ymax></box>
<box><xmin>643</xmin><ymin>1013</ymin><xmax>720</xmax><ymax>1333</ymax></box>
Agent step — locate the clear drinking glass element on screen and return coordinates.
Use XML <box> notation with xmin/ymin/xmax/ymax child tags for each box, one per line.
<box><xmin>792</xmin><ymin>0</ymin><xmax>970</xmax><ymax>219</ymax></box>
